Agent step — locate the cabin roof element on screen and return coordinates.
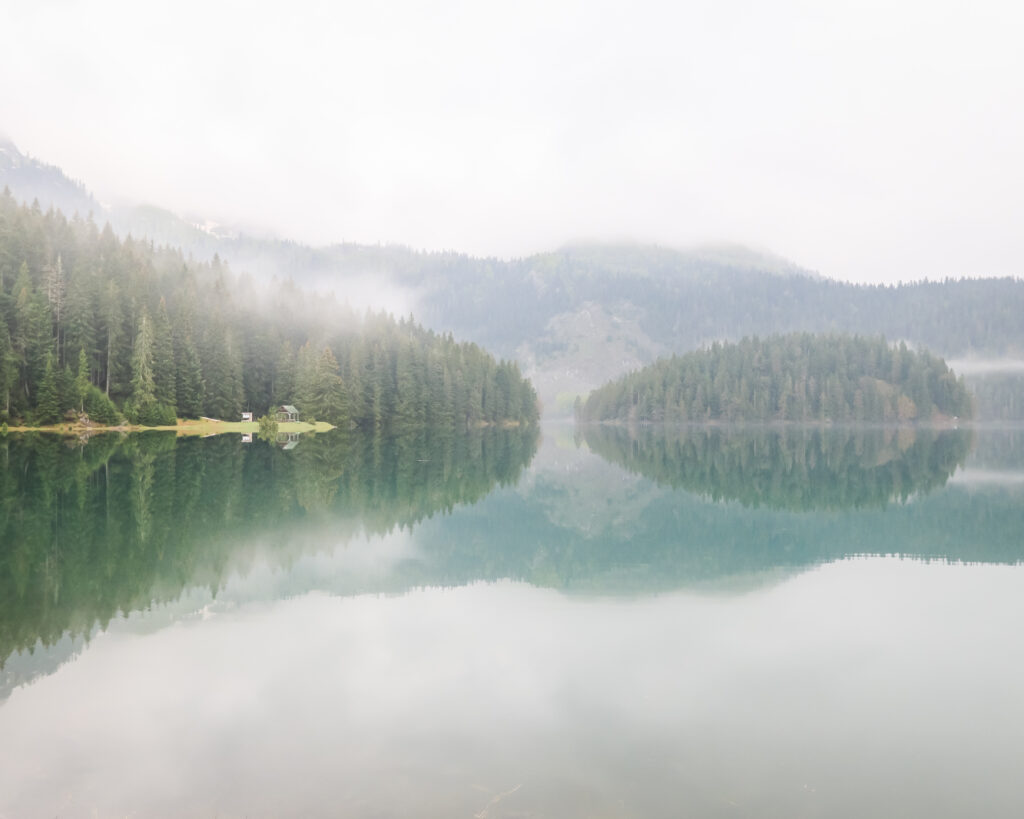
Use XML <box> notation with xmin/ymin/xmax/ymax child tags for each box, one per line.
<box><xmin>280</xmin><ymin>404</ymin><xmax>299</xmax><ymax>414</ymax></box>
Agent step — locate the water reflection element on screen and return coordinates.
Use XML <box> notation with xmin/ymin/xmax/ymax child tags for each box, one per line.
<box><xmin>4</xmin><ymin>424</ymin><xmax>1024</xmax><ymax>681</ymax></box>
<box><xmin>2</xmin><ymin>562</ymin><xmax>1023</xmax><ymax>819</ymax></box>
<box><xmin>582</xmin><ymin>425</ymin><xmax>973</xmax><ymax>510</ymax></box>
<box><xmin>2</xmin><ymin>426</ymin><xmax>1024</xmax><ymax>817</ymax></box>
<box><xmin>5</xmin><ymin>424</ymin><xmax>1024</xmax><ymax>671</ymax></box>
<box><xmin>0</xmin><ymin>425</ymin><xmax>539</xmax><ymax>667</ymax></box>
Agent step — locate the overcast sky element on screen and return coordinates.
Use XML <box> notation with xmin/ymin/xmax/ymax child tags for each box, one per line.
<box><xmin>2</xmin><ymin>0</ymin><xmax>1022</xmax><ymax>283</ymax></box>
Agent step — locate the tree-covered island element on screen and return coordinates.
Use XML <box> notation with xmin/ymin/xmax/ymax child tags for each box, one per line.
<box><xmin>578</xmin><ymin>333</ymin><xmax>973</xmax><ymax>424</ymax></box>
<box><xmin>0</xmin><ymin>192</ymin><xmax>539</xmax><ymax>429</ymax></box>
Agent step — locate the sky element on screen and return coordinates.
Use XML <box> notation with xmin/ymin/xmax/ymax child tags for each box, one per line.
<box><xmin>1</xmin><ymin>0</ymin><xmax>1022</xmax><ymax>284</ymax></box>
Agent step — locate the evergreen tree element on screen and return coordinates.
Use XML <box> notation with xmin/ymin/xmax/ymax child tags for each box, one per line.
<box><xmin>272</xmin><ymin>339</ymin><xmax>296</xmax><ymax>408</ymax></box>
<box><xmin>130</xmin><ymin>307</ymin><xmax>156</xmax><ymax>409</ymax></box>
<box><xmin>35</xmin><ymin>353</ymin><xmax>61</xmax><ymax>425</ymax></box>
<box><xmin>63</xmin><ymin>264</ymin><xmax>98</xmax><ymax>378</ymax></box>
<box><xmin>101</xmin><ymin>279</ymin><xmax>124</xmax><ymax>398</ymax></box>
<box><xmin>581</xmin><ymin>334</ymin><xmax>972</xmax><ymax>424</ymax></box>
<box><xmin>75</xmin><ymin>348</ymin><xmax>90</xmax><ymax>413</ymax></box>
<box><xmin>44</xmin><ymin>255</ymin><xmax>66</xmax><ymax>365</ymax></box>
<box><xmin>293</xmin><ymin>341</ymin><xmax>317</xmax><ymax>418</ymax></box>
<box><xmin>13</xmin><ymin>265</ymin><xmax>51</xmax><ymax>407</ymax></box>
<box><xmin>201</xmin><ymin>322</ymin><xmax>243</xmax><ymax>419</ymax></box>
<box><xmin>312</xmin><ymin>347</ymin><xmax>348</xmax><ymax>425</ymax></box>
<box><xmin>152</xmin><ymin>297</ymin><xmax>176</xmax><ymax>408</ymax></box>
<box><xmin>174</xmin><ymin>332</ymin><xmax>204</xmax><ymax>418</ymax></box>
<box><xmin>0</xmin><ymin>315</ymin><xmax>15</xmax><ymax>417</ymax></box>
<box><xmin>0</xmin><ymin>196</ymin><xmax>540</xmax><ymax>428</ymax></box>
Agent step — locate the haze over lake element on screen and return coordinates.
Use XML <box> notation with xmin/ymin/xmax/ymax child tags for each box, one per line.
<box><xmin>2</xmin><ymin>3</ymin><xmax>1023</xmax><ymax>816</ymax></box>
<box><xmin>2</xmin><ymin>421</ymin><xmax>1023</xmax><ymax>817</ymax></box>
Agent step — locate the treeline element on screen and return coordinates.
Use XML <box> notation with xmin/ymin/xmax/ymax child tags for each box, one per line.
<box><xmin>417</xmin><ymin>244</ymin><xmax>1024</xmax><ymax>360</ymax></box>
<box><xmin>0</xmin><ymin>191</ymin><xmax>539</xmax><ymax>427</ymax></box>
<box><xmin>5</xmin><ymin>136</ymin><xmax>1024</xmax><ymax>361</ymax></box>
<box><xmin>963</xmin><ymin>372</ymin><xmax>1024</xmax><ymax>422</ymax></box>
<box><xmin>579</xmin><ymin>333</ymin><xmax>973</xmax><ymax>424</ymax></box>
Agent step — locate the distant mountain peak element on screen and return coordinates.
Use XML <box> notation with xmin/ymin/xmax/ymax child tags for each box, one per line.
<box><xmin>0</xmin><ymin>135</ymin><xmax>23</xmax><ymax>167</ymax></box>
<box><xmin>542</xmin><ymin>240</ymin><xmax>818</xmax><ymax>281</ymax></box>
<box><xmin>0</xmin><ymin>135</ymin><xmax>99</xmax><ymax>217</ymax></box>
<box><xmin>686</xmin><ymin>242</ymin><xmax>821</xmax><ymax>279</ymax></box>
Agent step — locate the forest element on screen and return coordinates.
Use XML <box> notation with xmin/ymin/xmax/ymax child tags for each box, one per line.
<box><xmin>0</xmin><ymin>191</ymin><xmax>539</xmax><ymax>428</ymax></box>
<box><xmin>579</xmin><ymin>333</ymin><xmax>974</xmax><ymax>424</ymax></box>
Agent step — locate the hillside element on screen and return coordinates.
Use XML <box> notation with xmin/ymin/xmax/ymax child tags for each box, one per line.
<box><xmin>2</xmin><ymin>138</ymin><xmax>1022</xmax><ymax>416</ymax></box>
<box><xmin>0</xmin><ymin>192</ymin><xmax>539</xmax><ymax>428</ymax></box>
<box><xmin>579</xmin><ymin>334</ymin><xmax>973</xmax><ymax>424</ymax></box>
<box><xmin>0</xmin><ymin>136</ymin><xmax>99</xmax><ymax>219</ymax></box>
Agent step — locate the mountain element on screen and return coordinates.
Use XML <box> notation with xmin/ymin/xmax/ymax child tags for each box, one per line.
<box><xmin>2</xmin><ymin>137</ymin><xmax>1023</xmax><ymax>416</ymax></box>
<box><xmin>0</xmin><ymin>136</ymin><xmax>99</xmax><ymax>218</ymax></box>
<box><xmin>579</xmin><ymin>333</ymin><xmax>974</xmax><ymax>424</ymax></box>
<box><xmin>403</xmin><ymin>245</ymin><xmax>1024</xmax><ymax>414</ymax></box>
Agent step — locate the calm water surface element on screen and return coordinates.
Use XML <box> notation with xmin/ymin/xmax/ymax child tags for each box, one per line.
<box><xmin>1</xmin><ymin>423</ymin><xmax>1023</xmax><ymax>818</ymax></box>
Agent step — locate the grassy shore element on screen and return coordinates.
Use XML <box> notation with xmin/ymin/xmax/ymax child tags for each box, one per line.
<box><xmin>3</xmin><ymin>419</ymin><xmax>336</xmax><ymax>436</ymax></box>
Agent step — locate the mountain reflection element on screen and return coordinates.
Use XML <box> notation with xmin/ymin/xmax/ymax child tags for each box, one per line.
<box><xmin>0</xmin><ymin>426</ymin><xmax>538</xmax><ymax>666</ymax></box>
<box><xmin>582</xmin><ymin>424</ymin><xmax>973</xmax><ymax>510</ymax></box>
<box><xmin>4</xmin><ymin>424</ymin><xmax>1023</xmax><ymax>676</ymax></box>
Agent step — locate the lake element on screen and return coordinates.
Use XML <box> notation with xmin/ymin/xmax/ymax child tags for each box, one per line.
<box><xmin>1</xmin><ymin>421</ymin><xmax>1023</xmax><ymax>818</ymax></box>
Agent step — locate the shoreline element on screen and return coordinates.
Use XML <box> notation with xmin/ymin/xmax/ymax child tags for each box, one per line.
<box><xmin>1</xmin><ymin>418</ymin><xmax>533</xmax><ymax>436</ymax></box>
<box><xmin>2</xmin><ymin>419</ymin><xmax>336</xmax><ymax>437</ymax></box>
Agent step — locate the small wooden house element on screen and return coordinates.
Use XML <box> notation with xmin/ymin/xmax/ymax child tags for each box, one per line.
<box><xmin>277</xmin><ymin>404</ymin><xmax>299</xmax><ymax>422</ymax></box>
<box><xmin>241</xmin><ymin>412</ymin><xmax>254</xmax><ymax>422</ymax></box>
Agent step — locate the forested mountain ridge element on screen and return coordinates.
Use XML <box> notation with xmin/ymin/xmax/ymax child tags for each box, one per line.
<box><xmin>0</xmin><ymin>137</ymin><xmax>99</xmax><ymax>221</ymax></box>
<box><xmin>2</xmin><ymin>137</ymin><xmax>1022</xmax><ymax>416</ymax></box>
<box><xmin>0</xmin><ymin>192</ymin><xmax>539</xmax><ymax>427</ymax></box>
<box><xmin>579</xmin><ymin>334</ymin><xmax>974</xmax><ymax>424</ymax></box>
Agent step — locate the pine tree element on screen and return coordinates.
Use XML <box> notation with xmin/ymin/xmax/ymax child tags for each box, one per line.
<box><xmin>130</xmin><ymin>307</ymin><xmax>156</xmax><ymax>410</ymax></box>
<box><xmin>64</xmin><ymin>269</ymin><xmax>99</xmax><ymax>383</ymax></box>
<box><xmin>201</xmin><ymin>322</ymin><xmax>243</xmax><ymax>419</ymax></box>
<box><xmin>44</xmin><ymin>255</ymin><xmax>66</xmax><ymax>365</ymax></box>
<box><xmin>312</xmin><ymin>347</ymin><xmax>347</xmax><ymax>425</ymax></box>
<box><xmin>344</xmin><ymin>341</ymin><xmax>366</xmax><ymax>423</ymax></box>
<box><xmin>152</xmin><ymin>297</ymin><xmax>176</xmax><ymax>408</ymax></box>
<box><xmin>75</xmin><ymin>348</ymin><xmax>90</xmax><ymax>413</ymax></box>
<box><xmin>13</xmin><ymin>265</ymin><xmax>51</xmax><ymax>406</ymax></box>
<box><xmin>0</xmin><ymin>315</ymin><xmax>16</xmax><ymax>417</ymax></box>
<box><xmin>293</xmin><ymin>341</ymin><xmax>317</xmax><ymax>418</ymax></box>
<box><xmin>35</xmin><ymin>353</ymin><xmax>61</xmax><ymax>425</ymax></box>
<box><xmin>174</xmin><ymin>332</ymin><xmax>204</xmax><ymax>418</ymax></box>
<box><xmin>101</xmin><ymin>279</ymin><xmax>124</xmax><ymax>398</ymax></box>
<box><xmin>273</xmin><ymin>339</ymin><xmax>296</xmax><ymax>408</ymax></box>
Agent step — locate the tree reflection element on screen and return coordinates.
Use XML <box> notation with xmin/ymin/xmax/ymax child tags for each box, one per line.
<box><xmin>583</xmin><ymin>425</ymin><xmax>973</xmax><ymax>510</ymax></box>
<box><xmin>0</xmin><ymin>425</ymin><xmax>538</xmax><ymax>666</ymax></box>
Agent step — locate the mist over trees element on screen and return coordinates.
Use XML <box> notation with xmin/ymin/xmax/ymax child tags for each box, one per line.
<box><xmin>579</xmin><ymin>334</ymin><xmax>974</xmax><ymax>424</ymax></box>
<box><xmin>2</xmin><ymin>138</ymin><xmax>1021</xmax><ymax>421</ymax></box>
<box><xmin>0</xmin><ymin>192</ymin><xmax>538</xmax><ymax>427</ymax></box>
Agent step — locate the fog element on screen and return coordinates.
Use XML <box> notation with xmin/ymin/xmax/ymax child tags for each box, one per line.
<box><xmin>949</xmin><ymin>358</ymin><xmax>1024</xmax><ymax>375</ymax></box>
<box><xmin>2</xmin><ymin>0</ymin><xmax>1022</xmax><ymax>284</ymax></box>
<box><xmin>5</xmin><ymin>560</ymin><xmax>1024</xmax><ymax>817</ymax></box>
